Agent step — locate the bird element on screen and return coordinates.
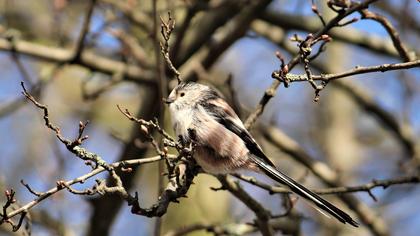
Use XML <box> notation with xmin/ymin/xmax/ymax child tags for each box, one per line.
<box><xmin>164</xmin><ymin>81</ymin><xmax>358</xmax><ymax>227</ymax></box>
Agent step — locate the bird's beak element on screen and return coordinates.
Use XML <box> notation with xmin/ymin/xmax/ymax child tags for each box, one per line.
<box><xmin>163</xmin><ymin>97</ymin><xmax>174</xmax><ymax>104</ymax></box>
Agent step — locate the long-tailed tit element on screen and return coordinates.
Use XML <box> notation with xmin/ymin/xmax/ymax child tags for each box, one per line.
<box><xmin>165</xmin><ymin>81</ymin><xmax>358</xmax><ymax>227</ymax></box>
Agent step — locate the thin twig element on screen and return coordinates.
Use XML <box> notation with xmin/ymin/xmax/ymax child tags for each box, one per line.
<box><xmin>234</xmin><ymin>173</ymin><xmax>420</xmax><ymax>196</ymax></box>
<box><xmin>153</xmin><ymin>3</ymin><xmax>165</xmax><ymax>236</ymax></box>
<box><xmin>217</xmin><ymin>175</ymin><xmax>273</xmax><ymax>236</ymax></box>
<box><xmin>275</xmin><ymin>60</ymin><xmax>420</xmax><ymax>83</ymax></box>
<box><xmin>72</xmin><ymin>0</ymin><xmax>97</xmax><ymax>62</ymax></box>
<box><xmin>360</xmin><ymin>9</ymin><xmax>414</xmax><ymax>62</ymax></box>
<box><xmin>1</xmin><ymin>155</ymin><xmax>167</xmax><ymax>222</ymax></box>
<box><xmin>245</xmin><ymin>0</ymin><xmax>380</xmax><ymax>129</ymax></box>
<box><xmin>20</xmin><ymin>180</ymin><xmax>42</xmax><ymax>197</ymax></box>
<box><xmin>21</xmin><ymin>82</ymin><xmax>71</xmax><ymax>146</ymax></box>
<box><xmin>310</xmin><ymin>0</ymin><xmax>326</xmax><ymax>26</ymax></box>
<box><xmin>160</xmin><ymin>12</ymin><xmax>181</xmax><ymax>83</ymax></box>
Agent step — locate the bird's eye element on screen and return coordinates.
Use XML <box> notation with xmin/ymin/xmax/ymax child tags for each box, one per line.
<box><xmin>180</xmin><ymin>92</ymin><xmax>185</xmax><ymax>97</ymax></box>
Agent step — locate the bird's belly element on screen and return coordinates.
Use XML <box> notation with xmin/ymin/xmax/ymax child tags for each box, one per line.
<box><xmin>194</xmin><ymin>146</ymin><xmax>251</xmax><ymax>174</ymax></box>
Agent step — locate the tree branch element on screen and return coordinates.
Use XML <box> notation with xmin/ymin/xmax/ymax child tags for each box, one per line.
<box><xmin>217</xmin><ymin>175</ymin><xmax>274</xmax><ymax>236</ymax></box>
<box><xmin>234</xmin><ymin>173</ymin><xmax>420</xmax><ymax>196</ymax></box>
<box><xmin>244</xmin><ymin>0</ymin><xmax>380</xmax><ymax>129</ymax></box>
<box><xmin>71</xmin><ymin>0</ymin><xmax>97</xmax><ymax>62</ymax></box>
<box><xmin>0</xmin><ymin>38</ymin><xmax>155</xmax><ymax>85</ymax></box>
<box><xmin>359</xmin><ymin>9</ymin><xmax>414</xmax><ymax>62</ymax></box>
<box><xmin>1</xmin><ymin>155</ymin><xmax>166</xmax><ymax>222</ymax></box>
<box><xmin>272</xmin><ymin>60</ymin><xmax>420</xmax><ymax>83</ymax></box>
<box><xmin>261</xmin><ymin>125</ymin><xmax>390</xmax><ymax>235</ymax></box>
<box><xmin>258</xmin><ymin>10</ymin><xmax>418</xmax><ymax>59</ymax></box>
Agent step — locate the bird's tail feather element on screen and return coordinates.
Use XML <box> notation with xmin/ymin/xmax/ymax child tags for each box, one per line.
<box><xmin>250</xmin><ymin>155</ymin><xmax>359</xmax><ymax>227</ymax></box>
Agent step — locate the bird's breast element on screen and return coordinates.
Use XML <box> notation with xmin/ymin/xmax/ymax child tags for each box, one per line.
<box><xmin>169</xmin><ymin>106</ymin><xmax>194</xmax><ymax>139</ymax></box>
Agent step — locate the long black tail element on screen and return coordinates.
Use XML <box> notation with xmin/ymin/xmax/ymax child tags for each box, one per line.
<box><xmin>250</xmin><ymin>155</ymin><xmax>359</xmax><ymax>227</ymax></box>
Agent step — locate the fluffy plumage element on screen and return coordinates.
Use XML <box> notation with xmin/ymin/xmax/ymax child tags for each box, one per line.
<box><xmin>165</xmin><ymin>81</ymin><xmax>358</xmax><ymax>227</ymax></box>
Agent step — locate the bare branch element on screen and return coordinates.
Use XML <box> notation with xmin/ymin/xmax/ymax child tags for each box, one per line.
<box><xmin>217</xmin><ymin>175</ymin><xmax>273</xmax><ymax>236</ymax></box>
<box><xmin>117</xmin><ymin>105</ymin><xmax>176</xmax><ymax>147</ymax></box>
<box><xmin>273</xmin><ymin>60</ymin><xmax>420</xmax><ymax>83</ymax></box>
<box><xmin>21</xmin><ymin>82</ymin><xmax>118</xmax><ymax>171</ymax></box>
<box><xmin>130</xmin><ymin>159</ymin><xmax>199</xmax><ymax>217</ymax></box>
<box><xmin>234</xmin><ymin>173</ymin><xmax>420</xmax><ymax>196</ymax></box>
<box><xmin>21</xmin><ymin>82</ymin><xmax>71</xmax><ymax>146</ymax></box>
<box><xmin>71</xmin><ymin>0</ymin><xmax>97</xmax><ymax>62</ymax></box>
<box><xmin>160</xmin><ymin>12</ymin><xmax>181</xmax><ymax>83</ymax></box>
<box><xmin>20</xmin><ymin>180</ymin><xmax>42</xmax><ymax>197</ymax></box>
<box><xmin>164</xmin><ymin>218</ymin><xmax>300</xmax><ymax>236</ymax></box>
<box><xmin>110</xmin><ymin>29</ymin><xmax>152</xmax><ymax>68</ymax></box>
<box><xmin>0</xmin><ymin>38</ymin><xmax>155</xmax><ymax>85</ymax></box>
<box><xmin>1</xmin><ymin>155</ymin><xmax>166</xmax><ymax>222</ymax></box>
<box><xmin>333</xmin><ymin>80</ymin><xmax>419</xmax><ymax>161</ymax></box>
<box><xmin>2</xmin><ymin>0</ymin><xmax>419</xmax><ymax>235</ymax></box>
<box><xmin>359</xmin><ymin>9</ymin><xmax>414</xmax><ymax>62</ymax></box>
<box><xmin>310</xmin><ymin>0</ymin><xmax>326</xmax><ymax>26</ymax></box>
<box><xmin>261</xmin><ymin>125</ymin><xmax>390</xmax><ymax>235</ymax></box>
<box><xmin>0</xmin><ymin>189</ymin><xmax>29</xmax><ymax>232</ymax></box>
<box><xmin>101</xmin><ymin>0</ymin><xmax>151</xmax><ymax>32</ymax></box>
<box><xmin>245</xmin><ymin>0</ymin><xmax>380</xmax><ymax>129</ymax></box>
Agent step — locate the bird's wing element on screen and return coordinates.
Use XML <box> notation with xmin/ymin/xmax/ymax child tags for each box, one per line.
<box><xmin>200</xmin><ymin>98</ymin><xmax>359</xmax><ymax>227</ymax></box>
<box><xmin>200</xmin><ymin>98</ymin><xmax>276</xmax><ymax>167</ymax></box>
